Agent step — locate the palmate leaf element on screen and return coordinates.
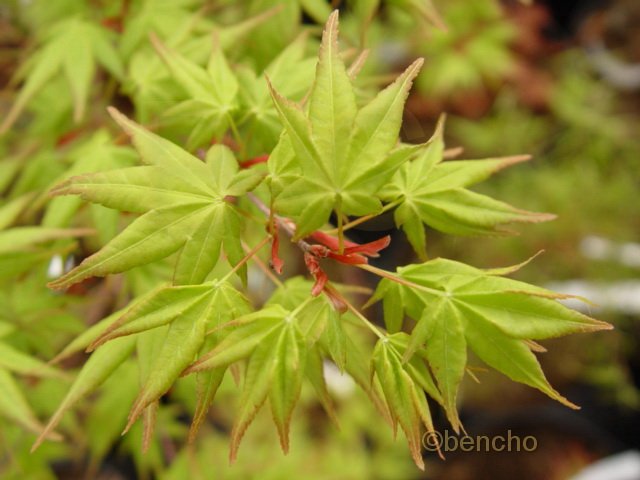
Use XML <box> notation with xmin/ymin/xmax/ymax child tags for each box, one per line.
<box><xmin>267</xmin><ymin>10</ymin><xmax>423</xmax><ymax>238</ymax></box>
<box><xmin>152</xmin><ymin>35</ymin><xmax>239</xmax><ymax>150</ymax></box>
<box><xmin>95</xmin><ymin>280</ymin><xmax>250</xmax><ymax>432</ymax></box>
<box><xmin>119</xmin><ymin>0</ymin><xmax>202</xmax><ymax>59</ymax></box>
<box><xmin>372</xmin><ymin>334</ymin><xmax>440</xmax><ymax>470</ymax></box>
<box><xmin>34</xmin><ymin>279</ymin><xmax>250</xmax><ymax>450</ymax></box>
<box><xmin>203</xmin><ymin>315</ymin><xmax>307</xmax><ymax>461</ymax></box>
<box><xmin>48</xmin><ymin>109</ymin><xmax>263</xmax><ymax>290</ymax></box>
<box><xmin>183</xmin><ymin>305</ymin><xmax>306</xmax><ymax>459</ymax></box>
<box><xmin>42</xmin><ymin>130</ymin><xmax>138</xmax><ymax>244</ymax></box>
<box><xmin>265</xmin><ymin>276</ymin><xmax>352</xmax><ymax>369</ymax></box>
<box><xmin>380</xmin><ymin>117</ymin><xmax>555</xmax><ymax>259</ymax></box>
<box><xmin>371</xmin><ymin>258</ymin><xmax>612</xmax><ymax>432</ymax></box>
<box><xmin>123</xmin><ymin>5</ymin><xmax>280</xmax><ymax>124</ymax></box>
<box><xmin>1</xmin><ymin>17</ymin><xmax>123</xmax><ymax>133</ymax></box>
<box><xmin>262</xmin><ymin>277</ymin><xmax>392</xmax><ymax>423</ymax></box>
<box><xmin>236</xmin><ymin>33</ymin><xmax>316</xmax><ymax>155</ymax></box>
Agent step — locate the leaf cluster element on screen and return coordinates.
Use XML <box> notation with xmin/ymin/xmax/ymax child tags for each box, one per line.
<box><xmin>0</xmin><ymin>1</ymin><xmax>613</xmax><ymax>474</ymax></box>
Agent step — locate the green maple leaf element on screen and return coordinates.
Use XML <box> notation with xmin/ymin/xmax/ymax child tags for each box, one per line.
<box><xmin>236</xmin><ymin>33</ymin><xmax>316</xmax><ymax>155</ymax></box>
<box><xmin>0</xmin><ymin>194</ymin><xmax>33</xmax><ymax>231</ymax></box>
<box><xmin>0</xmin><ymin>226</ymin><xmax>90</xmax><ymax>256</ymax></box>
<box><xmin>48</xmin><ymin>108</ymin><xmax>264</xmax><ymax>290</ymax></box>
<box><xmin>0</xmin><ymin>333</ymin><xmax>67</xmax><ymax>440</ymax></box>
<box><xmin>380</xmin><ymin>117</ymin><xmax>556</xmax><ymax>259</ymax></box>
<box><xmin>97</xmin><ymin>280</ymin><xmax>250</xmax><ymax>436</ymax></box>
<box><xmin>266</xmin><ymin>277</ymin><xmax>346</xmax><ymax>363</ymax></box>
<box><xmin>152</xmin><ymin>35</ymin><xmax>239</xmax><ymax>150</ymax></box>
<box><xmin>371</xmin><ymin>257</ymin><xmax>612</xmax><ymax>431</ymax></box>
<box><xmin>267</xmin><ymin>10</ymin><xmax>423</xmax><ymax>238</ymax></box>
<box><xmin>42</xmin><ymin>130</ymin><xmax>138</xmax><ymax>244</ymax></box>
<box><xmin>34</xmin><ymin>279</ymin><xmax>249</xmax><ymax>450</ymax></box>
<box><xmin>372</xmin><ymin>333</ymin><xmax>441</xmax><ymax>470</ymax></box>
<box><xmin>119</xmin><ymin>0</ymin><xmax>202</xmax><ymax>59</ymax></box>
<box><xmin>185</xmin><ymin>304</ymin><xmax>308</xmax><ymax>459</ymax></box>
<box><xmin>1</xmin><ymin>17</ymin><xmax>123</xmax><ymax>133</ymax></box>
<box><xmin>123</xmin><ymin>5</ymin><xmax>281</xmax><ymax>123</ymax></box>
<box><xmin>232</xmin><ymin>316</ymin><xmax>306</xmax><ymax>459</ymax></box>
<box><xmin>0</xmin><ymin>341</ymin><xmax>66</xmax><ymax>380</ymax></box>
<box><xmin>262</xmin><ymin>277</ymin><xmax>392</xmax><ymax>421</ymax></box>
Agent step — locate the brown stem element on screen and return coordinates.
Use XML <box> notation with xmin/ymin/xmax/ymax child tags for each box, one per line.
<box><xmin>326</xmin><ymin>282</ymin><xmax>386</xmax><ymax>339</ymax></box>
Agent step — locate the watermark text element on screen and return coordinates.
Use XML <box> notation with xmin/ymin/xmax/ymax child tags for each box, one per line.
<box><xmin>422</xmin><ymin>430</ymin><xmax>538</xmax><ymax>453</ymax></box>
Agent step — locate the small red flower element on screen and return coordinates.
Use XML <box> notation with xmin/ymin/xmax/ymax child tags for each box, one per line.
<box><xmin>308</xmin><ymin>231</ymin><xmax>390</xmax><ymax>266</ymax></box>
<box><xmin>304</xmin><ymin>252</ymin><xmax>328</xmax><ymax>296</ymax></box>
<box><xmin>302</xmin><ymin>231</ymin><xmax>391</xmax><ymax>301</ymax></box>
<box><xmin>309</xmin><ymin>231</ymin><xmax>359</xmax><ymax>251</ymax></box>
<box><xmin>343</xmin><ymin>235</ymin><xmax>391</xmax><ymax>258</ymax></box>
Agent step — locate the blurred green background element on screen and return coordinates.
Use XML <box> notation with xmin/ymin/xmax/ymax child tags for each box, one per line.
<box><xmin>1</xmin><ymin>0</ymin><xmax>639</xmax><ymax>479</ymax></box>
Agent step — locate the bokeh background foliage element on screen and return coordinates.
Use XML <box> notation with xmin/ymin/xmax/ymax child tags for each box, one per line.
<box><xmin>0</xmin><ymin>0</ymin><xmax>638</xmax><ymax>479</ymax></box>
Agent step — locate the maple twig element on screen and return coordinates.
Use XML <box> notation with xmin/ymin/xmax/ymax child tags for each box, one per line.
<box><xmin>323</xmin><ymin>198</ymin><xmax>403</xmax><ymax>235</ymax></box>
<box><xmin>247</xmin><ymin>193</ymin><xmax>312</xmax><ymax>252</ymax></box>
<box><xmin>241</xmin><ymin>240</ymin><xmax>284</xmax><ymax>288</ymax></box>
<box><xmin>221</xmin><ymin>235</ymin><xmax>270</xmax><ymax>282</ymax></box>
<box><xmin>326</xmin><ymin>282</ymin><xmax>386</xmax><ymax>339</ymax></box>
<box><xmin>247</xmin><ymin>193</ymin><xmax>409</xmax><ymax>305</ymax></box>
<box><xmin>357</xmin><ymin>263</ymin><xmax>444</xmax><ymax>297</ymax></box>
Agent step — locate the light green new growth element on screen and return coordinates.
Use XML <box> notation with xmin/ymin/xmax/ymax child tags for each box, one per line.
<box><xmin>0</xmin><ymin>7</ymin><xmax>611</xmax><ymax>473</ymax></box>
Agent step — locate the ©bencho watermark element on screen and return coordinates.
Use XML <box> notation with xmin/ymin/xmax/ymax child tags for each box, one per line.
<box><xmin>422</xmin><ymin>430</ymin><xmax>538</xmax><ymax>453</ymax></box>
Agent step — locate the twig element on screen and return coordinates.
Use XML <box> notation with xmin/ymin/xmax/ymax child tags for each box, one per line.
<box><xmin>357</xmin><ymin>264</ymin><xmax>444</xmax><ymax>297</ymax></box>
<box><xmin>241</xmin><ymin>240</ymin><xmax>284</xmax><ymax>288</ymax></box>
<box><xmin>220</xmin><ymin>236</ymin><xmax>270</xmax><ymax>283</ymax></box>
<box><xmin>323</xmin><ymin>198</ymin><xmax>402</xmax><ymax>235</ymax></box>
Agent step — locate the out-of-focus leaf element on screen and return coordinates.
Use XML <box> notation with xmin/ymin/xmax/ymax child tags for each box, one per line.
<box><xmin>1</xmin><ymin>17</ymin><xmax>123</xmax><ymax>132</ymax></box>
<box><xmin>32</xmin><ymin>335</ymin><xmax>136</xmax><ymax>451</ymax></box>
<box><xmin>153</xmin><ymin>35</ymin><xmax>239</xmax><ymax>149</ymax></box>
<box><xmin>0</xmin><ymin>227</ymin><xmax>90</xmax><ymax>255</ymax></box>
<box><xmin>0</xmin><ymin>368</ymin><xmax>61</xmax><ymax>439</ymax></box>
<box><xmin>0</xmin><ymin>342</ymin><xmax>66</xmax><ymax>379</ymax></box>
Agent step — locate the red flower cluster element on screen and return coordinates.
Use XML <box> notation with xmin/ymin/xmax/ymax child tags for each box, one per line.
<box><xmin>268</xmin><ymin>219</ymin><xmax>390</xmax><ymax>309</ymax></box>
<box><xmin>303</xmin><ymin>231</ymin><xmax>390</xmax><ymax>297</ymax></box>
